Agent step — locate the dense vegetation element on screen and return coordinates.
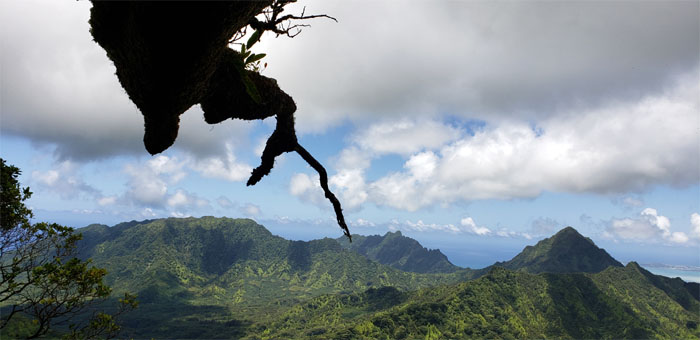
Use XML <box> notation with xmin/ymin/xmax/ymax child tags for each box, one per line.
<box><xmin>264</xmin><ymin>264</ymin><xmax>698</xmax><ymax>339</ymax></box>
<box><xmin>0</xmin><ymin>159</ymin><xmax>137</xmax><ymax>339</ymax></box>
<box><xmin>76</xmin><ymin>217</ymin><xmax>474</xmax><ymax>338</ymax></box>
<box><xmin>68</xmin><ymin>216</ymin><xmax>699</xmax><ymax>339</ymax></box>
<box><xmin>491</xmin><ymin>226</ymin><xmax>623</xmax><ymax>274</ymax></box>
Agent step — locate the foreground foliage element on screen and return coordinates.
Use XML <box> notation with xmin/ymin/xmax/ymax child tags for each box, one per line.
<box><xmin>0</xmin><ymin>159</ymin><xmax>136</xmax><ymax>338</ymax></box>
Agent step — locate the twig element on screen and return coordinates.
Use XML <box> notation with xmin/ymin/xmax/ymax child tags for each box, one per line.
<box><xmin>248</xmin><ymin>1</ymin><xmax>337</xmax><ymax>38</ymax></box>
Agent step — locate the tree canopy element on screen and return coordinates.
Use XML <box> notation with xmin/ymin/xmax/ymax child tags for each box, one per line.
<box><xmin>0</xmin><ymin>159</ymin><xmax>136</xmax><ymax>338</ymax></box>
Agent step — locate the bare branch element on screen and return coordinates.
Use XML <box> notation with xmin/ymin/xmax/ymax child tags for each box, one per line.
<box><xmin>248</xmin><ymin>1</ymin><xmax>337</xmax><ymax>39</ymax></box>
<box><xmin>228</xmin><ymin>26</ymin><xmax>247</xmax><ymax>44</ymax></box>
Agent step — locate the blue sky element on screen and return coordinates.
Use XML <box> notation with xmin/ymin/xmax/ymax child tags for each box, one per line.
<box><xmin>1</xmin><ymin>0</ymin><xmax>699</xmax><ymax>268</ymax></box>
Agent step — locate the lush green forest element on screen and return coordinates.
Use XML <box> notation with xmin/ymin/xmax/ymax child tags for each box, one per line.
<box><xmin>10</xmin><ymin>216</ymin><xmax>697</xmax><ymax>338</ymax></box>
<box><xmin>73</xmin><ymin>217</ymin><xmax>476</xmax><ymax>338</ymax></box>
<box><xmin>264</xmin><ymin>264</ymin><xmax>698</xmax><ymax>339</ymax></box>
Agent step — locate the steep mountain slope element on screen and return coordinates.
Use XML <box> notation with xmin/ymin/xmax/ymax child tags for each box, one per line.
<box><xmin>262</xmin><ymin>264</ymin><xmax>699</xmax><ymax>339</ymax></box>
<box><xmin>493</xmin><ymin>226</ymin><xmax>623</xmax><ymax>274</ymax></box>
<box><xmin>337</xmin><ymin>231</ymin><xmax>459</xmax><ymax>273</ymax></box>
<box><xmin>632</xmin><ymin>262</ymin><xmax>700</xmax><ymax>305</ymax></box>
<box><xmin>74</xmin><ymin>220</ymin><xmax>697</xmax><ymax>339</ymax></box>
<box><xmin>75</xmin><ymin>217</ymin><xmax>473</xmax><ymax>338</ymax></box>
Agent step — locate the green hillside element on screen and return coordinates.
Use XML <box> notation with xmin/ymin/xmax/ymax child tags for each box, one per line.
<box><xmin>72</xmin><ymin>218</ymin><xmax>698</xmax><ymax>339</ymax></box>
<box><xmin>261</xmin><ymin>264</ymin><xmax>699</xmax><ymax>339</ymax></box>
<box><xmin>492</xmin><ymin>226</ymin><xmax>623</xmax><ymax>274</ymax></box>
<box><xmin>76</xmin><ymin>217</ymin><xmax>473</xmax><ymax>338</ymax></box>
<box><xmin>337</xmin><ymin>231</ymin><xmax>459</xmax><ymax>273</ymax></box>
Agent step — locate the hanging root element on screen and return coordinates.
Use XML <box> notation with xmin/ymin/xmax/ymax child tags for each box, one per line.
<box><xmin>247</xmin><ymin>114</ymin><xmax>351</xmax><ymax>241</ymax></box>
<box><xmin>294</xmin><ymin>143</ymin><xmax>351</xmax><ymax>241</ymax></box>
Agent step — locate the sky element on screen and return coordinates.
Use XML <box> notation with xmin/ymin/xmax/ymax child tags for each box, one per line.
<box><xmin>1</xmin><ymin>0</ymin><xmax>699</xmax><ymax>268</ymax></box>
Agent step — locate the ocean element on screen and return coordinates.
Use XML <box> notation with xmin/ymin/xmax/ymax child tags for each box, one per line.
<box><xmin>641</xmin><ymin>263</ymin><xmax>700</xmax><ymax>283</ymax></box>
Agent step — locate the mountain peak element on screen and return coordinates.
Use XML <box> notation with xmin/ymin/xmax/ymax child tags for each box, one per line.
<box><xmin>626</xmin><ymin>261</ymin><xmax>643</xmax><ymax>270</ymax></box>
<box><xmin>498</xmin><ymin>226</ymin><xmax>622</xmax><ymax>274</ymax></box>
<box><xmin>338</xmin><ymin>231</ymin><xmax>458</xmax><ymax>274</ymax></box>
<box><xmin>555</xmin><ymin>226</ymin><xmax>579</xmax><ymax>235</ymax></box>
<box><xmin>551</xmin><ymin>226</ymin><xmax>596</xmax><ymax>245</ymax></box>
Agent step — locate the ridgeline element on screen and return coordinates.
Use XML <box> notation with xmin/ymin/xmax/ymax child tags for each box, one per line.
<box><xmin>58</xmin><ymin>217</ymin><xmax>699</xmax><ymax>339</ymax></box>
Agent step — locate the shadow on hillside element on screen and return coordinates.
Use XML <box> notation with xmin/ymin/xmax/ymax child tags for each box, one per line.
<box><xmin>120</xmin><ymin>301</ymin><xmax>251</xmax><ymax>339</ymax></box>
<box><xmin>543</xmin><ymin>273</ymin><xmax>650</xmax><ymax>339</ymax></box>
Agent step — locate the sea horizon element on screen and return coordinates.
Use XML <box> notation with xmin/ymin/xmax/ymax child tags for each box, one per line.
<box><xmin>640</xmin><ymin>263</ymin><xmax>700</xmax><ymax>283</ymax></box>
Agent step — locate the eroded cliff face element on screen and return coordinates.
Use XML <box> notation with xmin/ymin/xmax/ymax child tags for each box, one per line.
<box><xmin>89</xmin><ymin>1</ymin><xmax>294</xmax><ymax>155</ymax></box>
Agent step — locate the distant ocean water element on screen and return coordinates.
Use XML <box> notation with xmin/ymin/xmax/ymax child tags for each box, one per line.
<box><xmin>640</xmin><ymin>264</ymin><xmax>700</xmax><ymax>283</ymax></box>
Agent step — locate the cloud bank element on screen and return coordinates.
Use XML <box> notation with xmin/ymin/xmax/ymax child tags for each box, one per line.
<box><xmin>2</xmin><ymin>1</ymin><xmax>697</xmax><ymax>160</ymax></box>
<box><xmin>264</xmin><ymin>1</ymin><xmax>699</xmax><ymax>131</ymax></box>
<box><xmin>298</xmin><ymin>75</ymin><xmax>699</xmax><ymax>211</ymax></box>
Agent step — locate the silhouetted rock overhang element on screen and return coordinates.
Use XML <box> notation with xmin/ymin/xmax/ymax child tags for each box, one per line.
<box><xmin>89</xmin><ymin>1</ymin><xmax>297</xmax><ymax>154</ymax></box>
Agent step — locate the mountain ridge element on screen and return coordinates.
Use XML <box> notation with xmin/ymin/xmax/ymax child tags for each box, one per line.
<box><xmin>491</xmin><ymin>225</ymin><xmax>623</xmax><ymax>274</ymax></box>
<box><xmin>74</xmin><ymin>217</ymin><xmax>473</xmax><ymax>337</ymax></box>
<box><xmin>337</xmin><ymin>230</ymin><xmax>459</xmax><ymax>273</ymax></box>
<box><xmin>264</xmin><ymin>263</ymin><xmax>699</xmax><ymax>339</ymax></box>
<box><xmin>68</xmin><ymin>217</ymin><xmax>697</xmax><ymax>339</ymax></box>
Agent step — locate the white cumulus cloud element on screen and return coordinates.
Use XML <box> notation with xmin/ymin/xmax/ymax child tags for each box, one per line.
<box><xmin>328</xmin><ymin>75</ymin><xmax>699</xmax><ymax>211</ymax></box>
<box><xmin>328</xmin><ymin>169</ymin><xmax>368</xmax><ymax>210</ymax></box>
<box><xmin>389</xmin><ymin>220</ymin><xmax>462</xmax><ymax>234</ymax></box>
<box><xmin>190</xmin><ymin>143</ymin><xmax>252</xmax><ymax>182</ymax></box>
<box><xmin>387</xmin><ymin>217</ymin><xmax>529</xmax><ymax>238</ymax></box>
<box><xmin>607</xmin><ymin>208</ymin><xmax>689</xmax><ymax>244</ymax></box>
<box><xmin>691</xmin><ymin>213</ymin><xmax>700</xmax><ymax>240</ymax></box>
<box><xmin>350</xmin><ymin>218</ymin><xmax>376</xmax><ymax>228</ymax></box>
<box><xmin>289</xmin><ymin>173</ymin><xmax>326</xmax><ymax>206</ymax></box>
<box><xmin>460</xmin><ymin>217</ymin><xmax>492</xmax><ymax>235</ymax></box>
<box><xmin>240</xmin><ymin>203</ymin><xmax>261</xmax><ymax>217</ymax></box>
<box><xmin>166</xmin><ymin>189</ymin><xmax>209</xmax><ymax>210</ymax></box>
<box><xmin>147</xmin><ymin>155</ymin><xmax>187</xmax><ymax>183</ymax></box>
<box><xmin>31</xmin><ymin>161</ymin><xmax>101</xmax><ymax>200</ymax></box>
<box><xmin>123</xmin><ymin>157</ymin><xmax>189</xmax><ymax>207</ymax></box>
<box><xmin>353</xmin><ymin>119</ymin><xmax>461</xmax><ymax>156</ymax></box>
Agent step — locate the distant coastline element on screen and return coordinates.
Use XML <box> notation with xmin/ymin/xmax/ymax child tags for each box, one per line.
<box><xmin>640</xmin><ymin>263</ymin><xmax>700</xmax><ymax>283</ymax></box>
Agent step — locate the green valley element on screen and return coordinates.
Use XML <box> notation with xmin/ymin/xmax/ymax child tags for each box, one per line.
<box><xmin>74</xmin><ymin>217</ymin><xmax>474</xmax><ymax>338</ymax></box>
<box><xmin>65</xmin><ymin>217</ymin><xmax>700</xmax><ymax>338</ymax></box>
